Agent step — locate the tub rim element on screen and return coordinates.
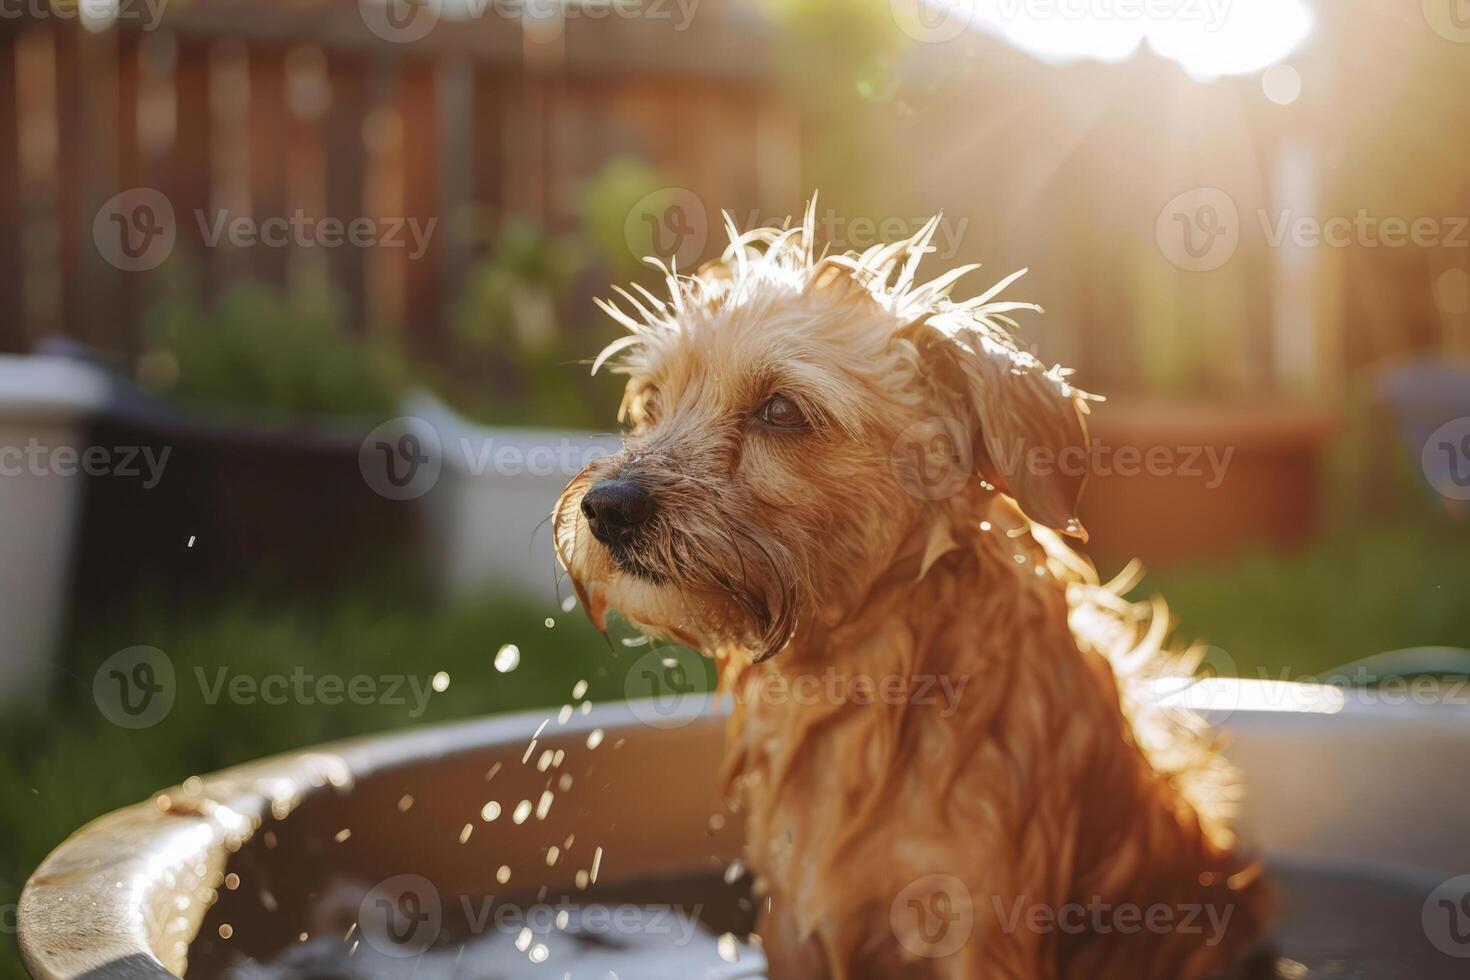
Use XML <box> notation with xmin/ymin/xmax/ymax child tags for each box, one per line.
<box><xmin>18</xmin><ymin>687</ymin><xmax>1470</xmax><ymax>979</ymax></box>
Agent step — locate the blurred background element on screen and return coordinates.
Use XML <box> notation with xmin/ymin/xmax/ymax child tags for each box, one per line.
<box><xmin>3</xmin><ymin>0</ymin><xmax>1470</xmax><ymax>968</ymax></box>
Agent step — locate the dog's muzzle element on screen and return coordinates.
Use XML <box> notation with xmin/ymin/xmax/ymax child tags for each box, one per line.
<box><xmin>580</xmin><ymin>478</ymin><xmax>655</xmax><ymax>549</ymax></box>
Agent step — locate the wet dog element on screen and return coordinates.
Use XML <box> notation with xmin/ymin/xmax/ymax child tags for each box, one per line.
<box><xmin>554</xmin><ymin>206</ymin><xmax>1268</xmax><ymax>979</ymax></box>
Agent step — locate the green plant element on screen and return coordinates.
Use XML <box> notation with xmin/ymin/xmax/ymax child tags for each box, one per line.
<box><xmin>443</xmin><ymin>215</ymin><xmax>622</xmax><ymax>429</ymax></box>
<box><xmin>580</xmin><ymin>155</ymin><xmax>670</xmax><ymax>279</ymax></box>
<box><xmin>141</xmin><ymin>283</ymin><xmax>404</xmax><ymax>419</ymax></box>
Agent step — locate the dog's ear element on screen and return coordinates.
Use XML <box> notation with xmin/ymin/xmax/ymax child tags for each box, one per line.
<box><xmin>911</xmin><ymin>322</ymin><xmax>1090</xmax><ymax>537</ymax></box>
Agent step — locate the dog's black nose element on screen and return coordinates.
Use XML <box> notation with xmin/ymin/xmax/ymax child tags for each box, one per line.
<box><xmin>580</xmin><ymin>479</ymin><xmax>655</xmax><ymax>546</ymax></box>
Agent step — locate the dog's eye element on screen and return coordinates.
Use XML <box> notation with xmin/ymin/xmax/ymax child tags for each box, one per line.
<box><xmin>755</xmin><ymin>393</ymin><xmax>808</xmax><ymax>429</ymax></box>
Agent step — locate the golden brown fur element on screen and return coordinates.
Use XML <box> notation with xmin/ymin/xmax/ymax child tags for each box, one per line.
<box><xmin>554</xmin><ymin>205</ymin><xmax>1268</xmax><ymax>978</ymax></box>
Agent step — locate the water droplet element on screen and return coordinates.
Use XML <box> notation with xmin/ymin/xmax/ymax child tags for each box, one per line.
<box><xmin>494</xmin><ymin>644</ymin><xmax>520</xmax><ymax>673</ymax></box>
<box><xmin>529</xmin><ymin>943</ymin><xmax>549</xmax><ymax>963</ymax></box>
<box><xmin>459</xmin><ymin>823</ymin><xmax>473</xmax><ymax>844</ymax></box>
<box><xmin>512</xmin><ymin>800</ymin><xmax>533</xmax><ymax>824</ymax></box>
<box><xmin>397</xmin><ymin>794</ymin><xmax>414</xmax><ymax>812</ymax></box>
<box><xmin>586</xmin><ymin>728</ymin><xmax>604</xmax><ymax>750</ymax></box>
<box><xmin>497</xmin><ymin>865</ymin><xmax>512</xmax><ymax>884</ymax></box>
<box><xmin>481</xmin><ymin>800</ymin><xmax>501</xmax><ymax>822</ymax></box>
<box><xmin>218</xmin><ymin>924</ymin><xmax>233</xmax><ymax>940</ymax></box>
<box><xmin>572</xmin><ymin>679</ymin><xmax>588</xmax><ymax>700</ymax></box>
<box><xmin>717</xmin><ymin>933</ymin><xmax>739</xmax><ymax>963</ymax></box>
<box><xmin>431</xmin><ymin>671</ymin><xmax>450</xmax><ymax>693</ymax></box>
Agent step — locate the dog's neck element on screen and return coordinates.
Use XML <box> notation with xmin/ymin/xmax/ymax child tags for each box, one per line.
<box><xmin>717</xmin><ymin>490</ymin><xmax>1265</xmax><ymax>978</ymax></box>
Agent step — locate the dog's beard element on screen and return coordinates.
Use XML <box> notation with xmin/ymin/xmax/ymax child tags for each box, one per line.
<box><xmin>554</xmin><ymin>469</ymin><xmax>801</xmax><ymax>662</ymax></box>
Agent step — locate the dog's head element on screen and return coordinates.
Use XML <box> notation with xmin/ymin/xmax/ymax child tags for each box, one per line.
<box><xmin>554</xmin><ymin>209</ymin><xmax>1089</xmax><ymax>662</ymax></box>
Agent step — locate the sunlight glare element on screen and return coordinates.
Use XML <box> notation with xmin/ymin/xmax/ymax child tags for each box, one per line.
<box><xmin>948</xmin><ymin>0</ymin><xmax>1313</xmax><ymax>80</ymax></box>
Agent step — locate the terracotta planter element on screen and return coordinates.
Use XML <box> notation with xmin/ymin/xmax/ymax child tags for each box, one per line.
<box><xmin>1080</xmin><ymin>401</ymin><xmax>1338</xmax><ymax>568</ymax></box>
<box><xmin>18</xmin><ymin>691</ymin><xmax>1470</xmax><ymax>978</ymax></box>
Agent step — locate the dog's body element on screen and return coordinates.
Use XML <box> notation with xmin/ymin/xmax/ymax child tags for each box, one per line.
<box><xmin>555</xmin><ymin>208</ymin><xmax>1268</xmax><ymax>978</ymax></box>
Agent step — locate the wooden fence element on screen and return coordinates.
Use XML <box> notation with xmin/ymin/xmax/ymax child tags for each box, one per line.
<box><xmin>0</xmin><ymin>0</ymin><xmax>800</xmax><ymax>359</ymax></box>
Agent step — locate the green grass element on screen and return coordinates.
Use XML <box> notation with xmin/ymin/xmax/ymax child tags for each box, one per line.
<box><xmin>1146</xmin><ymin>517</ymin><xmax>1470</xmax><ymax>680</ymax></box>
